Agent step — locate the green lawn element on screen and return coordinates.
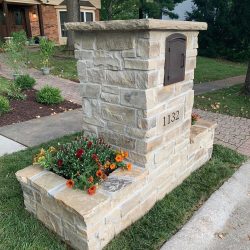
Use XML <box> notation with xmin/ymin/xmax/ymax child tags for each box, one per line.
<box><xmin>194</xmin><ymin>84</ymin><xmax>250</xmax><ymax>118</ymax></box>
<box><xmin>0</xmin><ymin>133</ymin><xmax>246</xmax><ymax>249</ymax></box>
<box><xmin>27</xmin><ymin>48</ymin><xmax>78</xmax><ymax>82</ymax></box>
<box><xmin>0</xmin><ymin>76</ymin><xmax>11</xmax><ymax>95</ymax></box>
<box><xmin>194</xmin><ymin>57</ymin><xmax>247</xmax><ymax>84</ymax></box>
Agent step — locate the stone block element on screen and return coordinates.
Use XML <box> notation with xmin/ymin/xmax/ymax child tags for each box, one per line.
<box><xmin>102</xmin><ymin>85</ymin><xmax>120</xmax><ymax>95</ymax></box>
<box><xmin>30</xmin><ymin>171</ymin><xmax>66</xmax><ymax>193</ymax></box>
<box><xmin>102</xmin><ymin>103</ymin><xmax>136</xmax><ymax>126</ymax></box>
<box><xmin>96</xmin><ymin>32</ymin><xmax>135</xmax><ymax>50</ymax></box>
<box><xmin>81</xmin><ymin>83</ymin><xmax>101</xmax><ymax>98</ymax></box>
<box><xmin>75</xmin><ymin>50</ymin><xmax>94</xmax><ymax>61</ymax></box>
<box><xmin>120</xmin><ymin>89</ymin><xmax>156</xmax><ymax>109</ymax></box>
<box><xmin>16</xmin><ymin>165</ymin><xmax>44</xmax><ymax>184</ymax></box>
<box><xmin>135</xmin><ymin>70</ymin><xmax>159</xmax><ymax>89</ymax></box>
<box><xmin>101</xmin><ymin>92</ymin><xmax>120</xmax><ymax>104</ymax></box>
<box><xmin>124</xmin><ymin>58</ymin><xmax>158</xmax><ymax>70</ymax></box>
<box><xmin>75</xmin><ymin>31</ymin><xmax>96</xmax><ymax>50</ymax></box>
<box><xmin>99</xmin><ymin>131</ymin><xmax>136</xmax><ymax>150</ymax></box>
<box><xmin>36</xmin><ymin>204</ymin><xmax>63</xmax><ymax>237</ymax></box>
<box><xmin>94</xmin><ymin>51</ymin><xmax>122</xmax><ymax>70</ymax></box>
<box><xmin>87</xmin><ymin>68</ymin><xmax>106</xmax><ymax>84</ymax></box>
<box><xmin>106</xmin><ymin>121</ymin><xmax>125</xmax><ymax>134</ymax></box>
<box><xmin>122</xmin><ymin>49</ymin><xmax>136</xmax><ymax>58</ymax></box>
<box><xmin>106</xmin><ymin>70</ymin><xmax>136</xmax><ymax>88</ymax></box>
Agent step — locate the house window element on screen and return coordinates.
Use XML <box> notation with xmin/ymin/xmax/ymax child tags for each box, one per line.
<box><xmin>59</xmin><ymin>10</ymin><xmax>94</xmax><ymax>37</ymax></box>
<box><xmin>59</xmin><ymin>11</ymin><xmax>67</xmax><ymax>37</ymax></box>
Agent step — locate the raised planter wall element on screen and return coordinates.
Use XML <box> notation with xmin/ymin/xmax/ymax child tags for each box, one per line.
<box><xmin>16</xmin><ymin>19</ymin><xmax>216</xmax><ymax>250</ymax></box>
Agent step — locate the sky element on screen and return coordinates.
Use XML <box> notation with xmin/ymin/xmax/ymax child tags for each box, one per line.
<box><xmin>163</xmin><ymin>0</ymin><xmax>194</xmax><ymax>20</ymax></box>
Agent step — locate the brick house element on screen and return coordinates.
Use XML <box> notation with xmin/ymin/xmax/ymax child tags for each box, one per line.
<box><xmin>0</xmin><ymin>0</ymin><xmax>101</xmax><ymax>44</ymax></box>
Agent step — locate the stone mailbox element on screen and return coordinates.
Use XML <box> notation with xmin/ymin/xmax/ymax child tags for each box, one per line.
<box><xmin>16</xmin><ymin>20</ymin><xmax>216</xmax><ymax>250</ymax></box>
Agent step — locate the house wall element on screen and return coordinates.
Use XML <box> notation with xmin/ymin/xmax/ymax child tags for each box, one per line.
<box><xmin>29</xmin><ymin>6</ymin><xmax>40</xmax><ymax>37</ymax></box>
<box><xmin>41</xmin><ymin>5</ymin><xmax>60</xmax><ymax>43</ymax></box>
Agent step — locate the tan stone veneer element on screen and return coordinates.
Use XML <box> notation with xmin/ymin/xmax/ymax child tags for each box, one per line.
<box><xmin>16</xmin><ymin>19</ymin><xmax>216</xmax><ymax>250</ymax></box>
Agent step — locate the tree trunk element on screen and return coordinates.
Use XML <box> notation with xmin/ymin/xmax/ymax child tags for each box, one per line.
<box><xmin>66</xmin><ymin>0</ymin><xmax>80</xmax><ymax>52</ymax></box>
<box><xmin>245</xmin><ymin>61</ymin><xmax>250</xmax><ymax>94</ymax></box>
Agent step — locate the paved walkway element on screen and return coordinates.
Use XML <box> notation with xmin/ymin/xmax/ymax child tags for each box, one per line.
<box><xmin>194</xmin><ymin>75</ymin><xmax>246</xmax><ymax>95</ymax></box>
<box><xmin>0</xmin><ymin>57</ymin><xmax>81</xmax><ymax>105</ymax></box>
<box><xmin>0</xmin><ymin>109</ymin><xmax>83</xmax><ymax>147</ymax></box>
<box><xmin>0</xmin><ymin>135</ymin><xmax>26</xmax><ymax>157</ymax></box>
<box><xmin>161</xmin><ymin>160</ymin><xmax>250</xmax><ymax>250</ymax></box>
<box><xmin>194</xmin><ymin>109</ymin><xmax>250</xmax><ymax>157</ymax></box>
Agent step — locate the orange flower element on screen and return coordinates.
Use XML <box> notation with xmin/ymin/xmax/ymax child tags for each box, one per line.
<box><xmin>123</xmin><ymin>151</ymin><xmax>129</xmax><ymax>158</ymax></box>
<box><xmin>115</xmin><ymin>154</ymin><xmax>123</xmax><ymax>162</ymax></box>
<box><xmin>126</xmin><ymin>163</ymin><xmax>132</xmax><ymax>171</ymax></box>
<box><xmin>101</xmin><ymin>173</ymin><xmax>107</xmax><ymax>180</ymax></box>
<box><xmin>96</xmin><ymin>169</ymin><xmax>103</xmax><ymax>178</ymax></box>
<box><xmin>110</xmin><ymin>163</ymin><xmax>116</xmax><ymax>170</ymax></box>
<box><xmin>88</xmin><ymin>185</ymin><xmax>96</xmax><ymax>195</ymax></box>
<box><xmin>88</xmin><ymin>176</ymin><xmax>94</xmax><ymax>183</ymax></box>
<box><xmin>66</xmin><ymin>179</ymin><xmax>74</xmax><ymax>188</ymax></box>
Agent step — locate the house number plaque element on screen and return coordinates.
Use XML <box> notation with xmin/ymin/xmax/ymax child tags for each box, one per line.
<box><xmin>157</xmin><ymin>107</ymin><xmax>183</xmax><ymax>133</ymax></box>
<box><xmin>163</xmin><ymin>110</ymin><xmax>180</xmax><ymax>126</ymax></box>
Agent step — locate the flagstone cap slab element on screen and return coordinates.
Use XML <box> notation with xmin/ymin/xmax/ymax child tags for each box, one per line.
<box><xmin>65</xmin><ymin>19</ymin><xmax>207</xmax><ymax>32</ymax></box>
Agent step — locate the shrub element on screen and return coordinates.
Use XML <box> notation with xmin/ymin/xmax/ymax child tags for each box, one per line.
<box><xmin>7</xmin><ymin>83</ymin><xmax>26</xmax><ymax>100</ymax></box>
<box><xmin>36</xmin><ymin>85</ymin><xmax>63</xmax><ymax>105</ymax></box>
<box><xmin>40</xmin><ymin>38</ymin><xmax>55</xmax><ymax>68</ymax></box>
<box><xmin>3</xmin><ymin>30</ymin><xmax>28</xmax><ymax>74</ymax></box>
<box><xmin>0</xmin><ymin>95</ymin><xmax>10</xmax><ymax>115</ymax></box>
<box><xmin>33</xmin><ymin>136</ymin><xmax>132</xmax><ymax>195</ymax></box>
<box><xmin>15</xmin><ymin>74</ymin><xmax>36</xmax><ymax>90</ymax></box>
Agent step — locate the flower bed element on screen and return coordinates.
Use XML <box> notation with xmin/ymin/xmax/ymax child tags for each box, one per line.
<box><xmin>33</xmin><ymin>135</ymin><xmax>132</xmax><ymax>195</ymax></box>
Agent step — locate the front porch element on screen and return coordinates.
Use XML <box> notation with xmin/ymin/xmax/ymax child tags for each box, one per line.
<box><xmin>0</xmin><ymin>0</ymin><xmax>45</xmax><ymax>40</ymax></box>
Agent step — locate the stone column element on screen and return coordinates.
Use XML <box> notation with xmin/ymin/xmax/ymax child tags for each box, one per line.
<box><xmin>66</xmin><ymin>19</ymin><xmax>207</xmax><ymax>171</ymax></box>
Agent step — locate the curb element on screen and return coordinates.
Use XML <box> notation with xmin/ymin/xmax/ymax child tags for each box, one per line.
<box><xmin>161</xmin><ymin>160</ymin><xmax>250</xmax><ymax>250</ymax></box>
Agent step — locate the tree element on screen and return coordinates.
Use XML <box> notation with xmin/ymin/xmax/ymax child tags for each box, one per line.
<box><xmin>230</xmin><ymin>0</ymin><xmax>250</xmax><ymax>94</ymax></box>
<box><xmin>186</xmin><ymin>0</ymin><xmax>233</xmax><ymax>58</ymax></box>
<box><xmin>187</xmin><ymin>0</ymin><xmax>250</xmax><ymax>94</ymax></box>
<box><xmin>101</xmin><ymin>0</ymin><xmax>184</xmax><ymax>20</ymax></box>
<box><xmin>101</xmin><ymin>0</ymin><xmax>137</xmax><ymax>20</ymax></box>
<box><xmin>66</xmin><ymin>0</ymin><xmax>80</xmax><ymax>51</ymax></box>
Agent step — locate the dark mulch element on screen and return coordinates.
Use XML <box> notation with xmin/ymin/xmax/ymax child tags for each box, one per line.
<box><xmin>0</xmin><ymin>89</ymin><xmax>81</xmax><ymax>127</ymax></box>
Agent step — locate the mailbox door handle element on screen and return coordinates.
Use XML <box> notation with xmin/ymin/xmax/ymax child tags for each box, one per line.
<box><xmin>181</xmin><ymin>53</ymin><xmax>185</xmax><ymax>68</ymax></box>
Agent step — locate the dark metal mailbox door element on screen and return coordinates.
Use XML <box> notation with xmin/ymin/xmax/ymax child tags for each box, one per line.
<box><xmin>164</xmin><ymin>34</ymin><xmax>187</xmax><ymax>85</ymax></box>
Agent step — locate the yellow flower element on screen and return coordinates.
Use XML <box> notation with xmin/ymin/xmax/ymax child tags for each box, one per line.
<box><xmin>38</xmin><ymin>156</ymin><xmax>45</xmax><ymax>162</ymax></box>
<box><xmin>38</xmin><ymin>148</ymin><xmax>46</xmax><ymax>157</ymax></box>
<box><xmin>49</xmin><ymin>146</ymin><xmax>57</xmax><ymax>153</ymax></box>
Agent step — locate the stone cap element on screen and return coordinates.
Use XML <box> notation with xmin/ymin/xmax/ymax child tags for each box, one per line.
<box><xmin>65</xmin><ymin>19</ymin><xmax>207</xmax><ymax>32</ymax></box>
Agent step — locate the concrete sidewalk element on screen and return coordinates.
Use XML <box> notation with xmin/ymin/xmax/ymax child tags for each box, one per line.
<box><xmin>194</xmin><ymin>75</ymin><xmax>246</xmax><ymax>95</ymax></box>
<box><xmin>161</xmin><ymin>160</ymin><xmax>250</xmax><ymax>250</ymax></box>
<box><xmin>0</xmin><ymin>109</ymin><xmax>83</xmax><ymax>147</ymax></box>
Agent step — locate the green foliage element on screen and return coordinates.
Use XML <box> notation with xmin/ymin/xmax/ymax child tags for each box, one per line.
<box><xmin>3</xmin><ymin>31</ymin><xmax>28</xmax><ymax>74</ymax></box>
<box><xmin>0</xmin><ymin>95</ymin><xmax>10</xmax><ymax>115</ymax></box>
<box><xmin>6</xmin><ymin>82</ymin><xmax>26</xmax><ymax>100</ymax></box>
<box><xmin>194</xmin><ymin>84</ymin><xmax>250</xmax><ymax>118</ymax></box>
<box><xmin>101</xmin><ymin>0</ymin><xmax>184</xmax><ymax>20</ymax></box>
<box><xmin>14</xmin><ymin>74</ymin><xmax>36</xmax><ymax>90</ymax></box>
<box><xmin>11</xmin><ymin>30</ymin><xmax>27</xmax><ymax>49</ymax></box>
<box><xmin>39</xmin><ymin>38</ymin><xmax>55</xmax><ymax>68</ymax></box>
<box><xmin>187</xmin><ymin>0</ymin><xmax>250</xmax><ymax>61</ymax></box>
<box><xmin>34</xmin><ymin>136</ymin><xmax>129</xmax><ymax>193</ymax></box>
<box><xmin>36</xmin><ymin>85</ymin><xmax>63</xmax><ymax>105</ymax></box>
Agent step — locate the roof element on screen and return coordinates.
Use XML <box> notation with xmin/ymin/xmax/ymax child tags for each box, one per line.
<box><xmin>1</xmin><ymin>0</ymin><xmax>101</xmax><ymax>8</ymax></box>
<box><xmin>60</xmin><ymin>0</ymin><xmax>95</xmax><ymax>8</ymax></box>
